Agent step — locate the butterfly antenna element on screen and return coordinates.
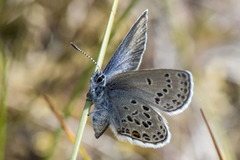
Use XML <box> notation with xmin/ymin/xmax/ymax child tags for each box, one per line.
<box><xmin>70</xmin><ymin>42</ymin><xmax>101</xmax><ymax>72</ymax></box>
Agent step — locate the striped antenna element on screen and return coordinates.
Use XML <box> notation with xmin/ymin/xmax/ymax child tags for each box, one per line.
<box><xmin>70</xmin><ymin>42</ymin><xmax>101</xmax><ymax>71</ymax></box>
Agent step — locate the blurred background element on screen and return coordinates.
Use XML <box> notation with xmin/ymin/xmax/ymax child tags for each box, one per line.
<box><xmin>0</xmin><ymin>0</ymin><xmax>240</xmax><ymax>159</ymax></box>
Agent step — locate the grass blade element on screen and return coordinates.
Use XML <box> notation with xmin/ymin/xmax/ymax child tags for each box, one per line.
<box><xmin>0</xmin><ymin>41</ymin><xmax>7</xmax><ymax>160</ymax></box>
<box><xmin>42</xmin><ymin>94</ymin><xmax>91</xmax><ymax>160</ymax></box>
<box><xmin>70</xmin><ymin>0</ymin><xmax>119</xmax><ymax>159</ymax></box>
<box><xmin>200</xmin><ymin>108</ymin><xmax>223</xmax><ymax>160</ymax></box>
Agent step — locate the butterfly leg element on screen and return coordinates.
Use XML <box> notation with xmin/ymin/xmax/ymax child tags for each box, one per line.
<box><xmin>88</xmin><ymin>108</ymin><xmax>106</xmax><ymax>116</ymax></box>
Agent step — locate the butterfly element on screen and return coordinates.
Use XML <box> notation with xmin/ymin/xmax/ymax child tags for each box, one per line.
<box><xmin>74</xmin><ymin>10</ymin><xmax>193</xmax><ymax>148</ymax></box>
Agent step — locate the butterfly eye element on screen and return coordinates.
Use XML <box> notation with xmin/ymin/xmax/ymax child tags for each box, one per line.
<box><xmin>97</xmin><ymin>75</ymin><xmax>105</xmax><ymax>83</ymax></box>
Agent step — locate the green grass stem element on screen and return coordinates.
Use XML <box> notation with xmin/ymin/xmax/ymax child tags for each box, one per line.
<box><xmin>70</xmin><ymin>0</ymin><xmax>119</xmax><ymax>159</ymax></box>
<box><xmin>0</xmin><ymin>40</ymin><xmax>7</xmax><ymax>160</ymax></box>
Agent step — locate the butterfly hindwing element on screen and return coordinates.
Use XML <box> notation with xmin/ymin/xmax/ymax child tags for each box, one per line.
<box><xmin>106</xmin><ymin>91</ymin><xmax>171</xmax><ymax>148</ymax></box>
<box><xmin>91</xmin><ymin>105</ymin><xmax>110</xmax><ymax>138</ymax></box>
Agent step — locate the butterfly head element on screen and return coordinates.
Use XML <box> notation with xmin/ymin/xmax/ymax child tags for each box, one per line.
<box><xmin>88</xmin><ymin>70</ymin><xmax>106</xmax><ymax>103</ymax></box>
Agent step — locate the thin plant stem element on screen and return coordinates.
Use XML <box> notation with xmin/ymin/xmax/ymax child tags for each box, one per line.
<box><xmin>70</xmin><ymin>0</ymin><xmax>119</xmax><ymax>159</ymax></box>
<box><xmin>200</xmin><ymin>109</ymin><xmax>223</xmax><ymax>160</ymax></box>
<box><xmin>109</xmin><ymin>0</ymin><xmax>139</xmax><ymax>41</ymax></box>
<box><xmin>42</xmin><ymin>94</ymin><xmax>91</xmax><ymax>160</ymax></box>
<box><xmin>44</xmin><ymin>65</ymin><xmax>94</xmax><ymax>160</ymax></box>
<box><xmin>0</xmin><ymin>41</ymin><xmax>7</xmax><ymax>160</ymax></box>
<box><xmin>96</xmin><ymin>0</ymin><xmax>118</xmax><ymax>71</ymax></box>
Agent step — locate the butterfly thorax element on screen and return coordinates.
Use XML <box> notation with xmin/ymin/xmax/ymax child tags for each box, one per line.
<box><xmin>87</xmin><ymin>71</ymin><xmax>106</xmax><ymax>105</ymax></box>
<box><xmin>88</xmin><ymin>71</ymin><xmax>110</xmax><ymax>138</ymax></box>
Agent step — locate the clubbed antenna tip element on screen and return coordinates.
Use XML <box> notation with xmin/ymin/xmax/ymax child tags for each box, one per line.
<box><xmin>70</xmin><ymin>42</ymin><xmax>101</xmax><ymax>72</ymax></box>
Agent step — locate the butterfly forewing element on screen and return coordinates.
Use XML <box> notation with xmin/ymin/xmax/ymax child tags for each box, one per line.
<box><xmin>107</xmin><ymin>91</ymin><xmax>171</xmax><ymax>148</ymax></box>
<box><xmin>103</xmin><ymin>10</ymin><xmax>148</xmax><ymax>78</ymax></box>
<box><xmin>106</xmin><ymin>69</ymin><xmax>193</xmax><ymax>115</ymax></box>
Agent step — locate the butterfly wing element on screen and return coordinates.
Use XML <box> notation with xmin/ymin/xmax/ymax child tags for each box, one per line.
<box><xmin>104</xmin><ymin>69</ymin><xmax>193</xmax><ymax>148</ymax></box>
<box><xmin>103</xmin><ymin>10</ymin><xmax>148</xmax><ymax>78</ymax></box>
<box><xmin>106</xmin><ymin>69</ymin><xmax>193</xmax><ymax>115</ymax></box>
<box><xmin>106</xmin><ymin>86</ymin><xmax>171</xmax><ymax>148</ymax></box>
<box><xmin>91</xmin><ymin>105</ymin><xmax>110</xmax><ymax>138</ymax></box>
